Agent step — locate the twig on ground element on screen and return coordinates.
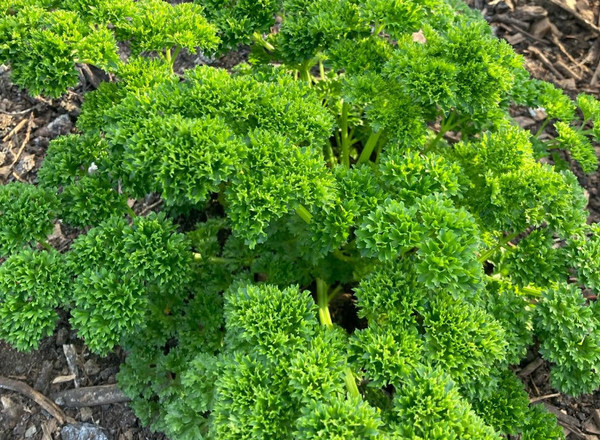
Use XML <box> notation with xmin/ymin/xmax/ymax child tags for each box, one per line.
<box><xmin>544</xmin><ymin>0</ymin><xmax>600</xmax><ymax>34</ymax></box>
<box><xmin>492</xmin><ymin>16</ymin><xmax>548</xmax><ymax>43</ymax></box>
<box><xmin>9</xmin><ymin>113</ymin><xmax>33</xmax><ymax>168</ymax></box>
<box><xmin>0</xmin><ymin>375</ymin><xmax>74</xmax><ymax>425</ymax></box>
<box><xmin>591</xmin><ymin>59</ymin><xmax>600</xmax><ymax>86</ymax></box>
<box><xmin>528</xmin><ymin>46</ymin><xmax>565</xmax><ymax>79</ymax></box>
<box><xmin>530</xmin><ymin>392</ymin><xmax>561</xmax><ymax>403</ymax></box>
<box><xmin>138</xmin><ymin>199</ymin><xmax>164</xmax><ymax>216</ymax></box>
<box><xmin>53</xmin><ymin>384</ymin><xmax>131</xmax><ymax>408</ymax></box>
<box><xmin>2</xmin><ymin>117</ymin><xmax>28</xmax><ymax>143</ymax></box>
<box><xmin>555</xmin><ymin>59</ymin><xmax>583</xmax><ymax>81</ymax></box>
<box><xmin>0</xmin><ymin>107</ymin><xmax>35</xmax><ymax>116</ymax></box>
<box><xmin>551</xmin><ymin>35</ymin><xmax>590</xmax><ymax>74</ymax></box>
<box><xmin>518</xmin><ymin>357</ymin><xmax>545</xmax><ymax>377</ymax></box>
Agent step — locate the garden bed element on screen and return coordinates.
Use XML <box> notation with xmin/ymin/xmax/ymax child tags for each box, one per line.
<box><xmin>0</xmin><ymin>0</ymin><xmax>599</xmax><ymax>439</ymax></box>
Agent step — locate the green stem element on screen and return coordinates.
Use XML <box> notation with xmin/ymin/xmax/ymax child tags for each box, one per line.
<box><xmin>252</xmin><ymin>31</ymin><xmax>275</xmax><ymax>51</ymax></box>
<box><xmin>357</xmin><ymin>129</ymin><xmax>383</xmax><ymax>165</ymax></box>
<box><xmin>333</xmin><ymin>249</ymin><xmax>359</xmax><ymax>262</ymax></box>
<box><xmin>324</xmin><ymin>141</ymin><xmax>337</xmax><ymax>167</ymax></box>
<box><xmin>373</xmin><ymin>22</ymin><xmax>385</xmax><ymax>35</ymax></box>
<box><xmin>375</xmin><ymin>142</ymin><xmax>384</xmax><ymax>164</ymax></box>
<box><xmin>169</xmin><ymin>46</ymin><xmax>182</xmax><ymax>71</ymax></box>
<box><xmin>484</xmin><ymin>274</ymin><xmax>542</xmax><ymax>299</ymax></box>
<box><xmin>327</xmin><ymin>285</ymin><xmax>343</xmax><ymax>303</ymax></box>
<box><xmin>427</xmin><ymin>111</ymin><xmax>456</xmax><ymax>150</ymax></box>
<box><xmin>340</xmin><ymin>100</ymin><xmax>351</xmax><ymax>168</ymax></box>
<box><xmin>319</xmin><ymin>59</ymin><xmax>325</xmax><ymax>80</ymax></box>
<box><xmin>317</xmin><ymin>278</ymin><xmax>360</xmax><ymax>398</ymax></box>
<box><xmin>317</xmin><ymin>279</ymin><xmax>333</xmax><ymax>326</ymax></box>
<box><xmin>534</xmin><ymin>119</ymin><xmax>550</xmax><ymax>138</ymax></box>
<box><xmin>39</xmin><ymin>240</ymin><xmax>52</xmax><ymax>251</ymax></box>
<box><xmin>193</xmin><ymin>253</ymin><xmax>238</xmax><ymax>265</ymax></box>
<box><xmin>126</xmin><ymin>205</ymin><xmax>137</xmax><ymax>219</ymax></box>
<box><xmin>520</xmin><ymin>285</ymin><xmax>543</xmax><ymax>298</ymax></box>
<box><xmin>580</xmin><ymin>118</ymin><xmax>591</xmax><ymax>130</ymax></box>
<box><xmin>344</xmin><ymin>368</ymin><xmax>361</xmax><ymax>398</ymax></box>
<box><xmin>316</xmin><ymin>278</ymin><xmax>361</xmax><ymax>399</ymax></box>
<box><xmin>296</xmin><ymin>204</ymin><xmax>313</xmax><ymax>224</ymax></box>
<box><xmin>477</xmin><ymin>231</ymin><xmax>520</xmax><ymax>263</ymax></box>
<box><xmin>300</xmin><ymin>60</ymin><xmax>313</xmax><ymax>86</ymax></box>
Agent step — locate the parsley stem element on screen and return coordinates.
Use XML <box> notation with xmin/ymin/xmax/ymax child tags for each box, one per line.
<box><xmin>357</xmin><ymin>129</ymin><xmax>382</xmax><ymax>165</ymax></box>
<box><xmin>324</xmin><ymin>141</ymin><xmax>337</xmax><ymax>167</ymax></box>
<box><xmin>126</xmin><ymin>205</ymin><xmax>137</xmax><ymax>219</ymax></box>
<box><xmin>485</xmin><ymin>274</ymin><xmax>542</xmax><ymax>299</ymax></box>
<box><xmin>39</xmin><ymin>240</ymin><xmax>52</xmax><ymax>251</ymax></box>
<box><xmin>316</xmin><ymin>278</ymin><xmax>361</xmax><ymax>399</ymax></box>
<box><xmin>295</xmin><ymin>204</ymin><xmax>313</xmax><ymax>223</ymax></box>
<box><xmin>316</xmin><ymin>278</ymin><xmax>360</xmax><ymax>398</ymax></box>
<box><xmin>327</xmin><ymin>285</ymin><xmax>343</xmax><ymax>302</ymax></box>
<box><xmin>316</xmin><ymin>278</ymin><xmax>333</xmax><ymax>326</ymax></box>
<box><xmin>299</xmin><ymin>60</ymin><xmax>313</xmax><ymax>86</ymax></box>
<box><xmin>477</xmin><ymin>231</ymin><xmax>520</xmax><ymax>263</ymax></box>
<box><xmin>340</xmin><ymin>100</ymin><xmax>351</xmax><ymax>167</ymax></box>
<box><xmin>319</xmin><ymin>59</ymin><xmax>325</xmax><ymax>80</ymax></box>
<box><xmin>193</xmin><ymin>253</ymin><xmax>236</xmax><ymax>264</ymax></box>
<box><xmin>534</xmin><ymin>119</ymin><xmax>550</xmax><ymax>138</ymax></box>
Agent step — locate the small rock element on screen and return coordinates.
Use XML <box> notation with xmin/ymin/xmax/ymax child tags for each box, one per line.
<box><xmin>513</xmin><ymin>116</ymin><xmax>536</xmax><ymax>129</ymax></box>
<box><xmin>84</xmin><ymin>359</ymin><xmax>101</xmax><ymax>376</ymax></box>
<box><xmin>56</xmin><ymin>328</ymin><xmax>69</xmax><ymax>346</ymax></box>
<box><xmin>17</xmin><ymin>153</ymin><xmax>36</xmax><ymax>173</ymax></box>
<box><xmin>61</xmin><ymin>423</ymin><xmax>109</xmax><ymax>440</ymax></box>
<box><xmin>529</xmin><ymin>107</ymin><xmax>547</xmax><ymax>121</ymax></box>
<box><xmin>34</xmin><ymin>360</ymin><xmax>54</xmax><ymax>393</ymax></box>
<box><xmin>411</xmin><ymin>29</ymin><xmax>427</xmax><ymax>44</ymax></box>
<box><xmin>24</xmin><ymin>425</ymin><xmax>37</xmax><ymax>438</ymax></box>
<box><xmin>79</xmin><ymin>407</ymin><xmax>93</xmax><ymax>422</ymax></box>
<box><xmin>504</xmin><ymin>33</ymin><xmax>526</xmax><ymax>45</ymax></box>
<box><xmin>118</xmin><ymin>430</ymin><xmax>134</xmax><ymax>440</ymax></box>
<box><xmin>516</xmin><ymin>5</ymin><xmax>547</xmax><ymax>20</ymax></box>
<box><xmin>1</xmin><ymin>396</ymin><xmax>21</xmax><ymax>421</ymax></box>
<box><xmin>35</xmin><ymin>114</ymin><xmax>73</xmax><ymax>138</ymax></box>
<box><xmin>0</xmin><ymin>165</ymin><xmax>12</xmax><ymax>179</ymax></box>
<box><xmin>48</xmin><ymin>114</ymin><xmax>73</xmax><ymax>137</ymax></box>
<box><xmin>531</xmin><ymin>17</ymin><xmax>552</xmax><ymax>39</ymax></box>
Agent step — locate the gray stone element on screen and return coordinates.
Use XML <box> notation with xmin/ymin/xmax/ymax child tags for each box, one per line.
<box><xmin>61</xmin><ymin>423</ymin><xmax>109</xmax><ymax>440</ymax></box>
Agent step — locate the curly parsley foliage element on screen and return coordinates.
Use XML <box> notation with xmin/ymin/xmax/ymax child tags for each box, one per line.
<box><xmin>0</xmin><ymin>182</ymin><xmax>58</xmax><ymax>256</ymax></box>
<box><xmin>2</xmin><ymin>0</ymin><xmax>600</xmax><ymax>438</ymax></box>
<box><xmin>0</xmin><ymin>249</ymin><xmax>69</xmax><ymax>350</ymax></box>
<box><xmin>534</xmin><ymin>283</ymin><xmax>600</xmax><ymax>395</ymax></box>
<box><xmin>67</xmin><ymin>214</ymin><xmax>193</xmax><ymax>354</ymax></box>
<box><xmin>0</xmin><ymin>0</ymin><xmax>217</xmax><ymax>97</ymax></box>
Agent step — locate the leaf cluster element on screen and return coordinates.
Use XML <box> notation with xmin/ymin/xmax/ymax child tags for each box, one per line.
<box><xmin>0</xmin><ymin>0</ymin><xmax>217</xmax><ymax>96</ymax></box>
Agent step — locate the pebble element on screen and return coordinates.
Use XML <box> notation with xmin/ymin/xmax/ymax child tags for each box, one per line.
<box><xmin>61</xmin><ymin>423</ymin><xmax>109</xmax><ymax>440</ymax></box>
<box><xmin>56</xmin><ymin>327</ymin><xmax>69</xmax><ymax>346</ymax></box>
<box><xmin>79</xmin><ymin>407</ymin><xmax>93</xmax><ymax>422</ymax></box>
<box><xmin>24</xmin><ymin>425</ymin><xmax>37</xmax><ymax>438</ymax></box>
<box><xmin>84</xmin><ymin>359</ymin><xmax>101</xmax><ymax>376</ymax></box>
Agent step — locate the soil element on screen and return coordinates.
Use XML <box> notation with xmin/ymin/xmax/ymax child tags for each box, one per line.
<box><xmin>1</xmin><ymin>1</ymin><xmax>600</xmax><ymax>439</ymax></box>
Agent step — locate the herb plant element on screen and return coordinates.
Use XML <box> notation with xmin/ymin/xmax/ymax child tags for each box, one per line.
<box><xmin>0</xmin><ymin>0</ymin><xmax>218</xmax><ymax>96</ymax></box>
<box><xmin>0</xmin><ymin>0</ymin><xmax>599</xmax><ymax>439</ymax></box>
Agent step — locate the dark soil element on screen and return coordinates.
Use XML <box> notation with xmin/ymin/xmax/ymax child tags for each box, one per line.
<box><xmin>1</xmin><ymin>1</ymin><xmax>600</xmax><ymax>439</ymax></box>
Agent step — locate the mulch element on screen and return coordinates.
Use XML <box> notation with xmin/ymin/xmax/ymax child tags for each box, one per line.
<box><xmin>1</xmin><ymin>1</ymin><xmax>600</xmax><ymax>438</ymax></box>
